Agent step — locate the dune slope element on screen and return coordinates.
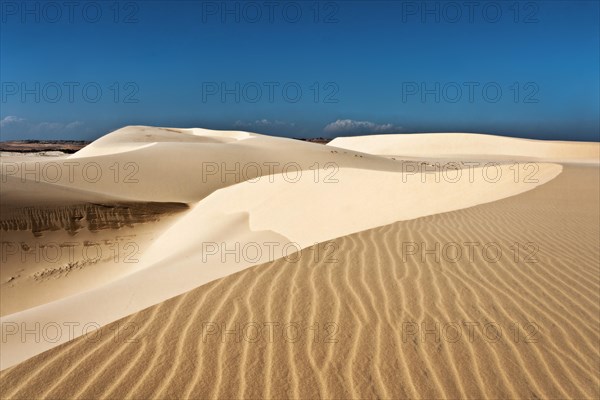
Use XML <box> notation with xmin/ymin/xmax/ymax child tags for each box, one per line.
<box><xmin>1</xmin><ymin>127</ymin><xmax>566</xmax><ymax>369</ymax></box>
<box><xmin>1</xmin><ymin>165</ymin><xmax>597</xmax><ymax>399</ymax></box>
<box><xmin>329</xmin><ymin>132</ymin><xmax>600</xmax><ymax>163</ymax></box>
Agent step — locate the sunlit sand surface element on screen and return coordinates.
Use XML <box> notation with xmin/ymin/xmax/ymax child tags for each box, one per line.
<box><xmin>1</xmin><ymin>127</ymin><xmax>598</xmax><ymax>398</ymax></box>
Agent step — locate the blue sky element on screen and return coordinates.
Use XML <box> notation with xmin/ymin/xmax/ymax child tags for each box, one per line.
<box><xmin>1</xmin><ymin>0</ymin><xmax>599</xmax><ymax>141</ymax></box>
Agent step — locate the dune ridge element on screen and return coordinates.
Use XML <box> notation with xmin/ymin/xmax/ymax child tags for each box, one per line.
<box><xmin>329</xmin><ymin>132</ymin><xmax>600</xmax><ymax>163</ymax></box>
<box><xmin>0</xmin><ymin>165</ymin><xmax>598</xmax><ymax>399</ymax></box>
<box><xmin>1</xmin><ymin>127</ymin><xmax>570</xmax><ymax>369</ymax></box>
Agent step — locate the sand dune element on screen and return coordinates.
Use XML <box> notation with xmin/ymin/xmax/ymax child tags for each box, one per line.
<box><xmin>1</xmin><ymin>128</ymin><xmax>598</xmax><ymax>399</ymax></box>
<box><xmin>1</xmin><ymin>165</ymin><xmax>597</xmax><ymax>399</ymax></box>
<box><xmin>329</xmin><ymin>132</ymin><xmax>600</xmax><ymax>163</ymax></box>
<box><xmin>0</xmin><ymin>127</ymin><xmax>567</xmax><ymax>369</ymax></box>
<box><xmin>0</xmin><ymin>201</ymin><xmax>187</xmax><ymax>315</ymax></box>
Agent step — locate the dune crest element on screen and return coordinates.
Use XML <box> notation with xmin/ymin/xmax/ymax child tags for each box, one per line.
<box><xmin>1</xmin><ymin>165</ymin><xmax>597</xmax><ymax>399</ymax></box>
<box><xmin>0</xmin><ymin>127</ymin><xmax>575</xmax><ymax>370</ymax></box>
<box><xmin>329</xmin><ymin>132</ymin><xmax>600</xmax><ymax>163</ymax></box>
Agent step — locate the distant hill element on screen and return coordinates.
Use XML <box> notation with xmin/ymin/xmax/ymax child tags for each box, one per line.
<box><xmin>0</xmin><ymin>140</ymin><xmax>90</xmax><ymax>154</ymax></box>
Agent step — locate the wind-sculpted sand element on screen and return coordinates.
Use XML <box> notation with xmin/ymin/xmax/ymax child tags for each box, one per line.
<box><xmin>1</xmin><ymin>127</ymin><xmax>569</xmax><ymax>369</ymax></box>
<box><xmin>0</xmin><ymin>166</ymin><xmax>598</xmax><ymax>399</ymax></box>
<box><xmin>0</xmin><ymin>201</ymin><xmax>188</xmax><ymax>236</ymax></box>
<box><xmin>0</xmin><ymin>127</ymin><xmax>598</xmax><ymax>398</ymax></box>
<box><xmin>0</xmin><ymin>201</ymin><xmax>188</xmax><ymax>316</ymax></box>
<box><xmin>330</xmin><ymin>132</ymin><xmax>600</xmax><ymax>164</ymax></box>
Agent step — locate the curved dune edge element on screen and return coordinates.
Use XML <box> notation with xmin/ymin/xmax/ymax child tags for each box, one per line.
<box><xmin>1</xmin><ymin>165</ymin><xmax>597</xmax><ymax>399</ymax></box>
<box><xmin>0</xmin><ymin>125</ymin><xmax>570</xmax><ymax>370</ymax></box>
<box><xmin>0</xmin><ymin>125</ymin><xmax>412</xmax><ymax>319</ymax></box>
<box><xmin>329</xmin><ymin>132</ymin><xmax>600</xmax><ymax>164</ymax></box>
<box><xmin>68</xmin><ymin>127</ymin><xmax>252</xmax><ymax>159</ymax></box>
<box><xmin>1</xmin><ymin>126</ymin><xmax>410</xmax><ymax>204</ymax></box>
<box><xmin>0</xmin><ymin>161</ymin><xmax>563</xmax><ymax>370</ymax></box>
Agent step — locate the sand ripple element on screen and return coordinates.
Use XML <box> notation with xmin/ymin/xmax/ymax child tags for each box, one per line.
<box><xmin>1</xmin><ymin>166</ymin><xmax>598</xmax><ymax>399</ymax></box>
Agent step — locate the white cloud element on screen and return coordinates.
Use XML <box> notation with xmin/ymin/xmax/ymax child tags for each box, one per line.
<box><xmin>65</xmin><ymin>121</ymin><xmax>84</xmax><ymax>130</ymax></box>
<box><xmin>324</xmin><ymin>119</ymin><xmax>401</xmax><ymax>135</ymax></box>
<box><xmin>0</xmin><ymin>116</ymin><xmax>25</xmax><ymax>128</ymax></box>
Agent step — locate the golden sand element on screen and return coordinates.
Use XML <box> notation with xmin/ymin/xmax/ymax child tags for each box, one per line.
<box><xmin>1</xmin><ymin>166</ymin><xmax>597</xmax><ymax>399</ymax></box>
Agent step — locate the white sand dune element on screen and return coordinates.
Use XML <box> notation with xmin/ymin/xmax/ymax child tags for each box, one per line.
<box><xmin>1</xmin><ymin>165</ymin><xmax>598</xmax><ymax>399</ymax></box>
<box><xmin>329</xmin><ymin>132</ymin><xmax>600</xmax><ymax>164</ymax></box>
<box><xmin>0</xmin><ymin>127</ymin><xmax>584</xmax><ymax>370</ymax></box>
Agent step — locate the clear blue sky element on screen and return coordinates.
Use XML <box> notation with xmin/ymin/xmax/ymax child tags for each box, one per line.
<box><xmin>1</xmin><ymin>0</ymin><xmax>599</xmax><ymax>141</ymax></box>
